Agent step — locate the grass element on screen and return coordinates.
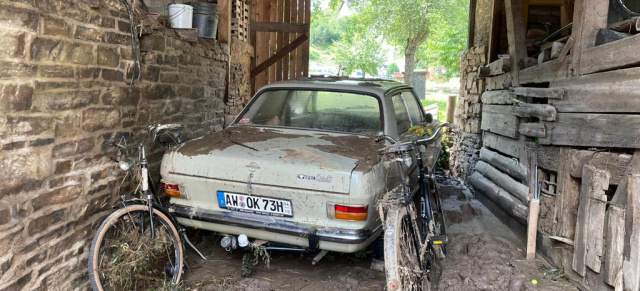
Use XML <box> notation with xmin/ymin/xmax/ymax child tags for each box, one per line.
<box><xmin>421</xmin><ymin>96</ymin><xmax>449</xmax><ymax>122</ymax></box>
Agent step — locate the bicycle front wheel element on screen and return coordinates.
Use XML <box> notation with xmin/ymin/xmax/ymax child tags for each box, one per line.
<box><xmin>88</xmin><ymin>205</ymin><xmax>184</xmax><ymax>291</ymax></box>
<box><xmin>384</xmin><ymin>205</ymin><xmax>430</xmax><ymax>291</ymax></box>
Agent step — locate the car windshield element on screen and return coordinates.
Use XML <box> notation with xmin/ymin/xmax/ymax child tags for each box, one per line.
<box><xmin>235</xmin><ymin>90</ymin><xmax>382</xmax><ymax>134</ymax></box>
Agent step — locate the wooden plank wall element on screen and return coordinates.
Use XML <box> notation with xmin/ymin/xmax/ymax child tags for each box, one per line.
<box><xmin>250</xmin><ymin>0</ymin><xmax>311</xmax><ymax>94</ymax></box>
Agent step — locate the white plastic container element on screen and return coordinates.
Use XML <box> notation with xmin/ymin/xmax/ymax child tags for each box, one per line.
<box><xmin>168</xmin><ymin>4</ymin><xmax>193</xmax><ymax>29</ymax></box>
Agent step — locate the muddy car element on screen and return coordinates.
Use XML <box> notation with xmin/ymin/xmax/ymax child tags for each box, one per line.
<box><xmin>161</xmin><ymin>77</ymin><xmax>441</xmax><ymax>253</ymax></box>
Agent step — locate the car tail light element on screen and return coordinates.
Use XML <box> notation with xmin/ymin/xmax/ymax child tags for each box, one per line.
<box><xmin>161</xmin><ymin>180</ymin><xmax>187</xmax><ymax>199</ymax></box>
<box><xmin>328</xmin><ymin>203</ymin><xmax>368</xmax><ymax>221</ymax></box>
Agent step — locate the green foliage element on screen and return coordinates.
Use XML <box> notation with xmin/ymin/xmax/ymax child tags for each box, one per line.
<box><xmin>387</xmin><ymin>63</ymin><xmax>399</xmax><ymax>75</ymax></box>
<box><xmin>437</xmin><ymin>134</ymin><xmax>453</xmax><ymax>170</ymax></box>
<box><xmin>418</xmin><ymin>0</ymin><xmax>469</xmax><ymax>79</ymax></box>
<box><xmin>311</xmin><ymin>4</ymin><xmax>347</xmax><ymax>50</ymax></box>
<box><xmin>421</xmin><ymin>98</ymin><xmax>447</xmax><ymax>122</ymax></box>
<box><xmin>329</xmin><ymin>26</ymin><xmax>386</xmax><ymax>76</ymax></box>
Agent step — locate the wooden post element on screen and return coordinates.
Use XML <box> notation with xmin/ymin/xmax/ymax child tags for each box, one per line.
<box><xmin>570</xmin><ymin>0</ymin><xmax>609</xmax><ymax>76</ymax></box>
<box><xmin>446</xmin><ymin>95</ymin><xmax>456</xmax><ymax>124</ymax></box>
<box><xmin>468</xmin><ymin>0</ymin><xmax>477</xmax><ymax>49</ymax></box>
<box><xmin>624</xmin><ymin>174</ymin><xmax>640</xmax><ymax>291</ymax></box>
<box><xmin>526</xmin><ymin>198</ymin><xmax>540</xmax><ymax>261</ymax></box>
<box><xmin>554</xmin><ymin>148</ymin><xmax>581</xmax><ymax>239</ymax></box>
<box><xmin>504</xmin><ymin>0</ymin><xmax>527</xmax><ymax>85</ymax></box>
<box><xmin>573</xmin><ymin>165</ymin><xmax>610</xmax><ymax>277</ymax></box>
<box><xmin>219</xmin><ymin>0</ymin><xmax>232</xmax><ymax>44</ymax></box>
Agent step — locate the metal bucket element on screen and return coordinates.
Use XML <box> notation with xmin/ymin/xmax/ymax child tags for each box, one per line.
<box><xmin>187</xmin><ymin>2</ymin><xmax>219</xmax><ymax>39</ymax></box>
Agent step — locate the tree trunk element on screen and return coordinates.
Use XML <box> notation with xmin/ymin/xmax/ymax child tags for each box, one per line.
<box><xmin>404</xmin><ymin>42</ymin><xmax>418</xmax><ymax>85</ymax></box>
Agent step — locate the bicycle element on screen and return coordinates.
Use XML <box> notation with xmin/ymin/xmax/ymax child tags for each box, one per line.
<box><xmin>377</xmin><ymin>123</ymin><xmax>449</xmax><ymax>291</ymax></box>
<box><xmin>88</xmin><ymin>124</ymin><xmax>204</xmax><ymax>291</ymax></box>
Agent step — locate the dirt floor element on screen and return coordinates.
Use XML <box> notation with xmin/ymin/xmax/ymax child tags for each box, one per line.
<box><xmin>180</xmin><ymin>176</ymin><xmax>579</xmax><ymax>290</ymax></box>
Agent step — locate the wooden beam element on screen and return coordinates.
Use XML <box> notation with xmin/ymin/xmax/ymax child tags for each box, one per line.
<box><xmin>555</xmin><ymin>148</ymin><xmax>581</xmax><ymax>240</ymax></box>
<box><xmin>468</xmin><ymin>0</ymin><xmax>477</xmax><ymax>49</ymax></box>
<box><xmin>580</xmin><ymin>33</ymin><xmax>640</xmax><ymax>75</ymax></box>
<box><xmin>504</xmin><ymin>0</ymin><xmax>528</xmax><ymax>85</ymax></box>
<box><xmin>483</xmin><ymin>131</ymin><xmax>520</xmax><ymax>158</ymax></box>
<box><xmin>481</xmin><ymin>105</ymin><xmax>520</xmax><ymax>139</ymax></box>
<box><xmin>480</xmin><ymin>147</ymin><xmax>528</xmax><ymax>182</ymax></box>
<box><xmin>488</xmin><ymin>0</ymin><xmax>504</xmax><ymax>62</ymax></box>
<box><xmin>571</xmin><ymin>0</ymin><xmax>609</xmax><ymax>76</ymax></box>
<box><xmin>218</xmin><ymin>0</ymin><xmax>232</xmax><ymax>44</ymax></box>
<box><xmin>475</xmin><ymin>161</ymin><xmax>530</xmax><ymax>204</ymax></box>
<box><xmin>573</xmin><ymin>165</ymin><xmax>610</xmax><ymax>277</ymax></box>
<box><xmin>540</xmin><ymin>113</ymin><xmax>640</xmax><ymax>148</ymax></box>
<box><xmin>250</xmin><ymin>34</ymin><xmax>309</xmax><ymax>78</ymax></box>
<box><xmin>469</xmin><ymin>172</ymin><xmax>528</xmax><ymax>225</ymax></box>
<box><xmin>604</xmin><ymin>205</ymin><xmax>625</xmax><ymax>289</ymax></box>
<box><xmin>556</xmin><ymin>36</ymin><xmax>574</xmax><ymax>64</ymax></box>
<box><xmin>301</xmin><ymin>0</ymin><xmax>311</xmax><ymax>77</ymax></box>
<box><xmin>525</xmin><ymin>143</ymin><xmax>560</xmax><ymax>171</ymax></box>
<box><xmin>624</xmin><ymin>174</ymin><xmax>640</xmax><ymax>291</ymax></box>
<box><xmin>250</xmin><ymin>22</ymin><xmax>309</xmax><ymax>33</ymax></box>
<box><xmin>488</xmin><ymin>57</ymin><xmax>512</xmax><ymax>76</ymax></box>
<box><xmin>481</xmin><ymin>90</ymin><xmax>515</xmax><ymax>105</ymax></box>
<box><xmin>519</xmin><ymin>59</ymin><xmax>571</xmax><ymax>84</ymax></box>
<box><xmin>549</xmin><ymin>67</ymin><xmax>640</xmax><ymax>113</ymax></box>
<box><xmin>511</xmin><ymin>87</ymin><xmax>565</xmax><ymax>99</ymax></box>
<box><xmin>569</xmin><ymin>151</ymin><xmax>632</xmax><ymax>185</ymax></box>
<box><xmin>513</xmin><ymin>104</ymin><xmax>557</xmax><ymax>121</ymax></box>
<box><xmin>519</xmin><ymin>123</ymin><xmax>546</xmax><ymax>138</ymax></box>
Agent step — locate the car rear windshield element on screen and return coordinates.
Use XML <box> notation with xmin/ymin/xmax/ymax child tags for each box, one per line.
<box><xmin>235</xmin><ymin>89</ymin><xmax>382</xmax><ymax>134</ymax></box>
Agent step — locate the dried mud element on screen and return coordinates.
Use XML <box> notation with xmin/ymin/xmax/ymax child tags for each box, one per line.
<box><xmin>177</xmin><ymin>126</ymin><xmax>311</xmax><ymax>156</ymax></box>
<box><xmin>309</xmin><ymin>135</ymin><xmax>385</xmax><ymax>173</ymax></box>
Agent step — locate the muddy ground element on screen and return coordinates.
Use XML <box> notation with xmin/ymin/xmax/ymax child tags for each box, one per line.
<box><xmin>180</xmin><ymin>177</ymin><xmax>578</xmax><ymax>290</ymax></box>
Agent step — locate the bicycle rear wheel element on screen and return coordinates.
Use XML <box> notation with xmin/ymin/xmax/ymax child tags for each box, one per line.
<box><xmin>384</xmin><ymin>205</ymin><xmax>430</xmax><ymax>291</ymax></box>
<box><xmin>88</xmin><ymin>205</ymin><xmax>184</xmax><ymax>291</ymax></box>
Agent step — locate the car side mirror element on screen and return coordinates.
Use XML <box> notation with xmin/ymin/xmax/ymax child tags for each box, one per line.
<box><xmin>424</xmin><ymin>113</ymin><xmax>434</xmax><ymax>123</ymax></box>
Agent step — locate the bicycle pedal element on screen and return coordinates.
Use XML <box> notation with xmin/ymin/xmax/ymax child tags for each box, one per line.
<box><xmin>429</xmin><ymin>236</ymin><xmax>448</xmax><ymax>246</ymax></box>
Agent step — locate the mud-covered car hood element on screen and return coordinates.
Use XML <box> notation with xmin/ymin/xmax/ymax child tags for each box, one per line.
<box><xmin>162</xmin><ymin>126</ymin><xmax>384</xmax><ymax>194</ymax></box>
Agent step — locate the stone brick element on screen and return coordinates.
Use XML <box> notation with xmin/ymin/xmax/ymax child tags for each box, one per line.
<box><xmin>51</xmin><ymin>138</ymin><xmax>95</xmax><ymax>158</ymax></box>
<box><xmin>41</xmin><ymin>16</ymin><xmax>71</xmax><ymax>37</ymax></box>
<box><xmin>54</xmin><ymin>160</ymin><xmax>72</xmax><ymax>174</ymax></box>
<box><xmin>159</xmin><ymin>72</ymin><xmax>179</xmax><ymax>83</ymax></box>
<box><xmin>140</xmin><ymin>34</ymin><xmax>165</xmax><ymax>52</ymax></box>
<box><xmin>80</xmin><ymin>0</ymin><xmax>100</xmax><ymax>8</ymax></box>
<box><xmin>0</xmin><ymin>61</ymin><xmax>36</xmax><ymax>80</ymax></box>
<box><xmin>3</xmin><ymin>141</ymin><xmax>27</xmax><ymax>151</ymax></box>
<box><xmin>97</xmin><ymin>46</ymin><xmax>119</xmax><ymax>67</ymax></box>
<box><xmin>81</xmin><ymin>108</ymin><xmax>119</xmax><ymax>131</ymax></box>
<box><xmin>8</xmin><ymin>115</ymin><xmax>52</xmax><ymax>135</ymax></box>
<box><xmin>0</xmin><ymin>151</ymin><xmax>52</xmax><ymax>193</ymax></box>
<box><xmin>101</xmin><ymin>68</ymin><xmax>124</xmax><ymax>82</ymax></box>
<box><xmin>0</xmin><ymin>5</ymin><xmax>39</xmax><ymax>31</ymax></box>
<box><xmin>36</xmin><ymin>81</ymin><xmax>78</xmax><ymax>91</ymax></box>
<box><xmin>0</xmin><ymin>203</ymin><xmax>11</xmax><ymax>225</ymax></box>
<box><xmin>53</xmin><ymin>112</ymin><xmax>81</xmax><ymax>138</ymax></box>
<box><xmin>29</xmin><ymin>138</ymin><xmax>54</xmax><ymax>147</ymax></box>
<box><xmin>102</xmin><ymin>86</ymin><xmax>139</xmax><ymax>106</ymax></box>
<box><xmin>101</xmin><ymin>17</ymin><xmax>115</xmax><ymax>29</ymax></box>
<box><xmin>39</xmin><ymin>65</ymin><xmax>74</xmax><ymax>78</ymax></box>
<box><xmin>157</xmin><ymin>54</ymin><xmax>178</xmax><ymax>66</ymax></box>
<box><xmin>0</xmin><ymin>272</ymin><xmax>32</xmax><ymax>291</ymax></box>
<box><xmin>74</xmin><ymin>25</ymin><xmax>102</xmax><ymax>42</ymax></box>
<box><xmin>0</xmin><ymin>31</ymin><xmax>28</xmax><ymax>58</ymax></box>
<box><xmin>64</xmin><ymin>42</ymin><xmax>96</xmax><ymax>65</ymax></box>
<box><xmin>43</xmin><ymin>90</ymin><xmax>99</xmax><ymax>111</ymax></box>
<box><xmin>30</xmin><ymin>37</ymin><xmax>63</xmax><ymax>61</ymax></box>
<box><xmin>104</xmin><ymin>32</ymin><xmax>129</xmax><ymax>45</ymax></box>
<box><xmin>141</xmin><ymin>65</ymin><xmax>159</xmax><ymax>82</ymax></box>
<box><xmin>163</xmin><ymin>100</ymin><xmax>182</xmax><ymax>116</ymax></box>
<box><xmin>117</xmin><ymin>20</ymin><xmax>130</xmax><ymax>33</ymax></box>
<box><xmin>0</xmin><ymin>84</ymin><xmax>32</xmax><ymax>112</ymax></box>
<box><xmin>31</xmin><ymin>38</ymin><xmax>95</xmax><ymax>64</ymax></box>
<box><xmin>142</xmin><ymin>84</ymin><xmax>175</xmax><ymax>100</ymax></box>
<box><xmin>28</xmin><ymin>209</ymin><xmax>66</xmax><ymax>235</ymax></box>
<box><xmin>32</xmin><ymin>186</ymin><xmax>81</xmax><ymax>212</ymax></box>
<box><xmin>78</xmin><ymin>67</ymin><xmax>100</xmax><ymax>79</ymax></box>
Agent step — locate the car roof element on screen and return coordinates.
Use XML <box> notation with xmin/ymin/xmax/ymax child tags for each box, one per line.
<box><xmin>257</xmin><ymin>77</ymin><xmax>412</xmax><ymax>96</ymax></box>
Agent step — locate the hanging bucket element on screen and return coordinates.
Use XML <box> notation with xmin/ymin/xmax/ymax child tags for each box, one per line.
<box><xmin>168</xmin><ymin>4</ymin><xmax>193</xmax><ymax>29</ymax></box>
<box><xmin>187</xmin><ymin>2</ymin><xmax>219</xmax><ymax>39</ymax></box>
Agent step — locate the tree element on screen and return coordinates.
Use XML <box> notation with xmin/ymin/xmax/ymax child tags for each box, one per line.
<box><xmin>329</xmin><ymin>19</ymin><xmax>386</xmax><ymax>76</ymax></box>
<box><xmin>387</xmin><ymin>63</ymin><xmax>399</xmax><ymax>75</ymax></box>
<box><xmin>310</xmin><ymin>4</ymin><xmax>346</xmax><ymax>50</ymax></box>
<box><xmin>418</xmin><ymin>0</ymin><xmax>469</xmax><ymax>79</ymax></box>
<box><xmin>350</xmin><ymin>0</ymin><xmax>430</xmax><ymax>85</ymax></box>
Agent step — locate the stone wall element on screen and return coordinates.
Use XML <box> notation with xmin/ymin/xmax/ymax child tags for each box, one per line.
<box><xmin>450</xmin><ymin>46</ymin><xmax>486</xmax><ymax>182</ymax></box>
<box><xmin>474</xmin><ymin>0</ymin><xmax>494</xmax><ymax>48</ymax></box>
<box><xmin>0</xmin><ymin>0</ymin><xmax>250</xmax><ymax>289</ymax></box>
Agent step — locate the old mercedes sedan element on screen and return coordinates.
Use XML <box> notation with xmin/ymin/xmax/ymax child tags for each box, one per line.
<box><xmin>160</xmin><ymin>77</ymin><xmax>440</xmax><ymax>253</ymax></box>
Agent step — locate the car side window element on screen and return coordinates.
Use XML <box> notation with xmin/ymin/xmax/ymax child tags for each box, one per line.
<box><xmin>392</xmin><ymin>94</ymin><xmax>411</xmax><ymax>133</ymax></box>
<box><xmin>401</xmin><ymin>91</ymin><xmax>424</xmax><ymax>126</ymax></box>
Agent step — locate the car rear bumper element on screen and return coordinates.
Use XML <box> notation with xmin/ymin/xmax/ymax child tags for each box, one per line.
<box><xmin>169</xmin><ymin>204</ymin><xmax>380</xmax><ymax>248</ymax></box>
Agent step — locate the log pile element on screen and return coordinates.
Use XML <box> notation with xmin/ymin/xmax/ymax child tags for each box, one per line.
<box><xmin>450</xmin><ymin>46</ymin><xmax>486</xmax><ymax>181</ymax></box>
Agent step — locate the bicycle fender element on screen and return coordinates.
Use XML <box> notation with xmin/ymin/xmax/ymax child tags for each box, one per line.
<box><xmin>113</xmin><ymin>198</ymin><xmax>181</xmax><ymax>227</ymax></box>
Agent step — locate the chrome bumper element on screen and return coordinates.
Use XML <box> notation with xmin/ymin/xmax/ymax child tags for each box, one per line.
<box><xmin>169</xmin><ymin>204</ymin><xmax>378</xmax><ymax>244</ymax></box>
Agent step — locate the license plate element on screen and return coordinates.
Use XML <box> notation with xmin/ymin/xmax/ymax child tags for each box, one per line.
<box><xmin>217</xmin><ymin>191</ymin><xmax>293</xmax><ymax>217</ymax></box>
